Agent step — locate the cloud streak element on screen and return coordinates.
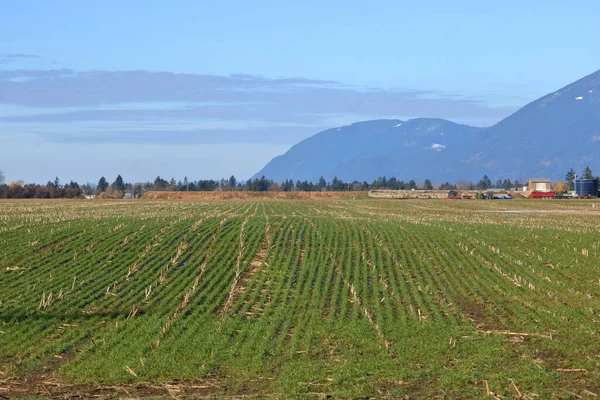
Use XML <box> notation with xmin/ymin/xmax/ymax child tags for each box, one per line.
<box><xmin>0</xmin><ymin>69</ymin><xmax>518</xmax><ymax>145</ymax></box>
<box><xmin>0</xmin><ymin>54</ymin><xmax>43</xmax><ymax>66</ymax></box>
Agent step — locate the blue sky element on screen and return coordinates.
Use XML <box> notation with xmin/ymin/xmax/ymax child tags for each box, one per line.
<box><xmin>1</xmin><ymin>0</ymin><xmax>599</xmax><ymax>183</ymax></box>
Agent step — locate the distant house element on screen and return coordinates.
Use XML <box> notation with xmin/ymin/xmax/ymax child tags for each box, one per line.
<box><xmin>528</xmin><ymin>178</ymin><xmax>552</xmax><ymax>192</ymax></box>
<box><xmin>84</xmin><ymin>194</ymin><xmax>97</xmax><ymax>199</ymax></box>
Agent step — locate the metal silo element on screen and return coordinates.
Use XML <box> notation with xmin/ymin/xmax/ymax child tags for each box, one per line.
<box><xmin>574</xmin><ymin>179</ymin><xmax>599</xmax><ymax>197</ymax></box>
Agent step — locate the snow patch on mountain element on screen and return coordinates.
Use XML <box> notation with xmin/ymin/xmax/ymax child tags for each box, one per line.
<box><xmin>429</xmin><ymin>143</ymin><xmax>446</xmax><ymax>151</ymax></box>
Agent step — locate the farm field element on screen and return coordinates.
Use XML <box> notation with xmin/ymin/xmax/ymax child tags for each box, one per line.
<box><xmin>1</xmin><ymin>199</ymin><xmax>600</xmax><ymax>398</ymax></box>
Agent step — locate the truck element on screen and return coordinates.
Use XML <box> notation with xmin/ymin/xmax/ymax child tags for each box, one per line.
<box><xmin>530</xmin><ymin>191</ymin><xmax>556</xmax><ymax>199</ymax></box>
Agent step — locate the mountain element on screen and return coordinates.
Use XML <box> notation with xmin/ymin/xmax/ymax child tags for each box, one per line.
<box><xmin>254</xmin><ymin>70</ymin><xmax>600</xmax><ymax>183</ymax></box>
<box><xmin>254</xmin><ymin>119</ymin><xmax>483</xmax><ymax>182</ymax></box>
<box><xmin>465</xmin><ymin>70</ymin><xmax>600</xmax><ymax>179</ymax></box>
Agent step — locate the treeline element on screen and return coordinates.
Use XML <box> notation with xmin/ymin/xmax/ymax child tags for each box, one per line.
<box><xmin>150</xmin><ymin>175</ymin><xmax>525</xmax><ymax>192</ymax></box>
<box><xmin>2</xmin><ymin>166</ymin><xmax>596</xmax><ymax>199</ymax></box>
<box><xmin>0</xmin><ymin>179</ymin><xmax>84</xmax><ymax>199</ymax></box>
<box><xmin>102</xmin><ymin>174</ymin><xmax>525</xmax><ymax>194</ymax></box>
<box><xmin>0</xmin><ymin>174</ymin><xmax>450</xmax><ymax>199</ymax></box>
<box><xmin>0</xmin><ymin>173</ymin><xmax>526</xmax><ymax>199</ymax></box>
<box><xmin>151</xmin><ymin>175</ymin><xmax>425</xmax><ymax>192</ymax></box>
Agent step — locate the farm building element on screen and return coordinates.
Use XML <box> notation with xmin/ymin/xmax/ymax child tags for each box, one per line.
<box><xmin>527</xmin><ymin>178</ymin><xmax>551</xmax><ymax>192</ymax></box>
<box><xmin>574</xmin><ymin>178</ymin><xmax>599</xmax><ymax>197</ymax></box>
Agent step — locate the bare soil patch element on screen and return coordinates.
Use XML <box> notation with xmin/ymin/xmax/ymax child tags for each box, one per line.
<box><xmin>144</xmin><ymin>191</ymin><xmax>367</xmax><ymax>200</ymax></box>
<box><xmin>0</xmin><ymin>378</ymin><xmax>229</xmax><ymax>399</ymax></box>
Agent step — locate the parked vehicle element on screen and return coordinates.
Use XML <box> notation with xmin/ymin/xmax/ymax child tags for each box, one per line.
<box><xmin>447</xmin><ymin>190</ymin><xmax>460</xmax><ymax>200</ymax></box>
<box><xmin>530</xmin><ymin>191</ymin><xmax>556</xmax><ymax>199</ymax></box>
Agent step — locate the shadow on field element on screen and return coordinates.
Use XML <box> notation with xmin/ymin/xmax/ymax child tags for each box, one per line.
<box><xmin>0</xmin><ymin>310</ymin><xmax>133</xmax><ymax>323</ymax></box>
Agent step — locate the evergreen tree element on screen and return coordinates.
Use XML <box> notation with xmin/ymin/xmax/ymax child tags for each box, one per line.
<box><xmin>54</xmin><ymin>176</ymin><xmax>60</xmax><ymax>187</ymax></box>
<box><xmin>476</xmin><ymin>175</ymin><xmax>492</xmax><ymax>190</ymax></box>
<box><xmin>228</xmin><ymin>175</ymin><xmax>237</xmax><ymax>189</ymax></box>
<box><xmin>583</xmin><ymin>166</ymin><xmax>594</xmax><ymax>180</ymax></box>
<box><xmin>439</xmin><ymin>182</ymin><xmax>457</xmax><ymax>190</ymax></box>
<box><xmin>501</xmin><ymin>179</ymin><xmax>513</xmax><ymax>190</ymax></box>
<box><xmin>133</xmin><ymin>183</ymin><xmax>143</xmax><ymax>197</ymax></box>
<box><xmin>97</xmin><ymin>176</ymin><xmax>108</xmax><ymax>192</ymax></box>
<box><xmin>318</xmin><ymin>176</ymin><xmax>327</xmax><ymax>190</ymax></box>
<box><xmin>112</xmin><ymin>175</ymin><xmax>124</xmax><ymax>191</ymax></box>
<box><xmin>0</xmin><ymin>170</ymin><xmax>4</xmax><ymax>186</ymax></box>
<box><xmin>407</xmin><ymin>180</ymin><xmax>417</xmax><ymax>190</ymax></box>
<box><xmin>283</xmin><ymin>179</ymin><xmax>294</xmax><ymax>192</ymax></box>
<box><xmin>331</xmin><ymin>176</ymin><xmax>345</xmax><ymax>191</ymax></box>
<box><xmin>259</xmin><ymin>176</ymin><xmax>270</xmax><ymax>191</ymax></box>
<box><xmin>424</xmin><ymin>179</ymin><xmax>433</xmax><ymax>190</ymax></box>
<box><xmin>565</xmin><ymin>168</ymin><xmax>575</xmax><ymax>190</ymax></box>
<box><xmin>153</xmin><ymin>176</ymin><xmax>168</xmax><ymax>190</ymax></box>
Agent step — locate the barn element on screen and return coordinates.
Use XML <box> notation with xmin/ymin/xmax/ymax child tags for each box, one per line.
<box><xmin>527</xmin><ymin>178</ymin><xmax>551</xmax><ymax>192</ymax></box>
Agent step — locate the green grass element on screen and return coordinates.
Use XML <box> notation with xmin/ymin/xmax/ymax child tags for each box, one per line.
<box><xmin>1</xmin><ymin>198</ymin><xmax>600</xmax><ymax>398</ymax></box>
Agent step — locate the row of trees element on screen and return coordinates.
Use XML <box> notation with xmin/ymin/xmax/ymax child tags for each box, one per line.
<box><xmin>0</xmin><ymin>173</ymin><xmax>461</xmax><ymax>198</ymax></box>
<box><xmin>0</xmin><ymin>180</ymin><xmax>83</xmax><ymax>199</ymax></box>
<box><xmin>92</xmin><ymin>175</ymin><xmax>523</xmax><ymax>194</ymax></box>
<box><xmin>145</xmin><ymin>175</ymin><xmax>440</xmax><ymax>193</ymax></box>
<box><xmin>0</xmin><ymin>166</ymin><xmax>597</xmax><ymax>199</ymax></box>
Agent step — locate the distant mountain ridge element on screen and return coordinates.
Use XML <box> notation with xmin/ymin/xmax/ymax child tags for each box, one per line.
<box><xmin>253</xmin><ymin>69</ymin><xmax>600</xmax><ymax>183</ymax></box>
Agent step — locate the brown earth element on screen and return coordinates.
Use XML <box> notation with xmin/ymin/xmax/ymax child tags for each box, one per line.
<box><xmin>143</xmin><ymin>191</ymin><xmax>368</xmax><ymax>200</ymax></box>
<box><xmin>369</xmin><ymin>189</ymin><xmax>527</xmax><ymax>199</ymax></box>
<box><xmin>0</xmin><ymin>378</ymin><xmax>232</xmax><ymax>399</ymax></box>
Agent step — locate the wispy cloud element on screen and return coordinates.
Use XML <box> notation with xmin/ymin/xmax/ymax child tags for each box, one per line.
<box><xmin>0</xmin><ymin>69</ymin><xmax>518</xmax><ymax>145</ymax></box>
<box><xmin>9</xmin><ymin>53</ymin><xmax>40</xmax><ymax>58</ymax></box>
<box><xmin>0</xmin><ymin>53</ymin><xmax>42</xmax><ymax>65</ymax></box>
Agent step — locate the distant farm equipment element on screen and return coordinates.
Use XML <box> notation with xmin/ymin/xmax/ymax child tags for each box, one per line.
<box><xmin>446</xmin><ymin>190</ymin><xmax>460</xmax><ymax>199</ymax></box>
<box><xmin>446</xmin><ymin>190</ymin><xmax>516</xmax><ymax>200</ymax></box>
<box><xmin>485</xmin><ymin>191</ymin><xmax>513</xmax><ymax>200</ymax></box>
<box><xmin>446</xmin><ymin>190</ymin><xmax>475</xmax><ymax>200</ymax></box>
<box><xmin>529</xmin><ymin>191</ymin><xmax>556</xmax><ymax>199</ymax></box>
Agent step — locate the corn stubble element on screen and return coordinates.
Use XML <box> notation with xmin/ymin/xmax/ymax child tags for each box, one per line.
<box><xmin>0</xmin><ymin>198</ymin><xmax>599</xmax><ymax>398</ymax></box>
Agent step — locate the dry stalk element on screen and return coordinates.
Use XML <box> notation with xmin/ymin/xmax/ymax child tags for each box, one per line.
<box><xmin>127</xmin><ymin>304</ymin><xmax>139</xmax><ymax>320</ymax></box>
<box><xmin>123</xmin><ymin>365</ymin><xmax>137</xmax><ymax>377</ymax></box>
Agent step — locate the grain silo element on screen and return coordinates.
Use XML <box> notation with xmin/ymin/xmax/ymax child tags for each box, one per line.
<box><xmin>574</xmin><ymin>179</ymin><xmax>599</xmax><ymax>197</ymax></box>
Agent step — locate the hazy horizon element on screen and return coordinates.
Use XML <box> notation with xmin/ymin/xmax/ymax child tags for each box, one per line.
<box><xmin>2</xmin><ymin>1</ymin><xmax>599</xmax><ymax>183</ymax></box>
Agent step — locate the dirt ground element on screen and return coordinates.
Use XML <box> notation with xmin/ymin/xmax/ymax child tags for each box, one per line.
<box><xmin>143</xmin><ymin>191</ymin><xmax>367</xmax><ymax>200</ymax></box>
<box><xmin>0</xmin><ymin>377</ymin><xmax>235</xmax><ymax>399</ymax></box>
